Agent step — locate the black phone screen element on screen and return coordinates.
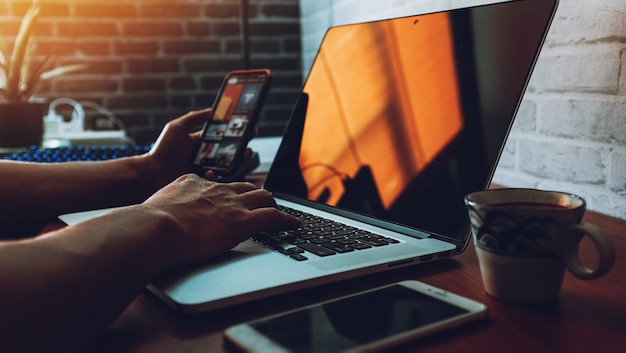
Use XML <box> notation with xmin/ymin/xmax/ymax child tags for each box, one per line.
<box><xmin>249</xmin><ymin>285</ymin><xmax>468</xmax><ymax>352</ymax></box>
<box><xmin>193</xmin><ymin>70</ymin><xmax>270</xmax><ymax>173</ymax></box>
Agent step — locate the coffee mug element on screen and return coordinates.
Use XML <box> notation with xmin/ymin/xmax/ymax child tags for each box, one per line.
<box><xmin>464</xmin><ymin>188</ymin><xmax>615</xmax><ymax>303</ymax></box>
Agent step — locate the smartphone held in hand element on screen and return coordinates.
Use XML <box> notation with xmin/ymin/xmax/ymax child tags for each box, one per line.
<box><xmin>193</xmin><ymin>69</ymin><xmax>272</xmax><ymax>176</ymax></box>
<box><xmin>224</xmin><ymin>280</ymin><xmax>488</xmax><ymax>353</ymax></box>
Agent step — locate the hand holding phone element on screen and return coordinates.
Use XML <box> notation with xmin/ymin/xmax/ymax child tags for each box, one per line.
<box><xmin>193</xmin><ymin>69</ymin><xmax>272</xmax><ymax>177</ymax></box>
<box><xmin>224</xmin><ymin>280</ymin><xmax>488</xmax><ymax>353</ymax></box>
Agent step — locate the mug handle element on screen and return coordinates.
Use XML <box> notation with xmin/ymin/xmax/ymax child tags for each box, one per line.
<box><xmin>564</xmin><ymin>223</ymin><xmax>615</xmax><ymax>280</ymax></box>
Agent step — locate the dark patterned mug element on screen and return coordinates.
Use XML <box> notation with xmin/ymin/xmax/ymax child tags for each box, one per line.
<box><xmin>465</xmin><ymin>188</ymin><xmax>615</xmax><ymax>303</ymax></box>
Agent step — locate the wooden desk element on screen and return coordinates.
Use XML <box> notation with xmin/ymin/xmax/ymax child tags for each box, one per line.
<box><xmin>89</xmin><ymin>210</ymin><xmax>625</xmax><ymax>353</ymax></box>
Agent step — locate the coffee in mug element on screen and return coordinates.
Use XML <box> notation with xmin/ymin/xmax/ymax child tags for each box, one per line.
<box><xmin>464</xmin><ymin>188</ymin><xmax>615</xmax><ymax>303</ymax></box>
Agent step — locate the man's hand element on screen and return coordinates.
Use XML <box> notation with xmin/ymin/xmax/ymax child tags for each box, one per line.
<box><xmin>145</xmin><ymin>109</ymin><xmax>213</xmax><ymax>187</ymax></box>
<box><xmin>144</xmin><ymin>109</ymin><xmax>259</xmax><ymax>189</ymax></box>
<box><xmin>142</xmin><ymin>174</ymin><xmax>301</xmax><ymax>266</ymax></box>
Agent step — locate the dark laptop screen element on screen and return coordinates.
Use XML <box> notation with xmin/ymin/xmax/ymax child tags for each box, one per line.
<box><xmin>265</xmin><ymin>0</ymin><xmax>557</xmax><ymax>244</ymax></box>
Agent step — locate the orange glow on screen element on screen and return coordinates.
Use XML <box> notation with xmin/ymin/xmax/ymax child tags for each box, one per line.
<box><xmin>301</xmin><ymin>13</ymin><xmax>463</xmax><ymax>208</ymax></box>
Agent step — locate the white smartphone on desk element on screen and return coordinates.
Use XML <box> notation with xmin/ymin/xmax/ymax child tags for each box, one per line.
<box><xmin>224</xmin><ymin>280</ymin><xmax>488</xmax><ymax>353</ymax></box>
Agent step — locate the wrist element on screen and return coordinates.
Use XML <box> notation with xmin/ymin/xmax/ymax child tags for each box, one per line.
<box><xmin>129</xmin><ymin>204</ymin><xmax>188</xmax><ymax>269</ymax></box>
<box><xmin>135</xmin><ymin>151</ymin><xmax>193</xmax><ymax>194</ymax></box>
<box><xmin>129</xmin><ymin>154</ymin><xmax>167</xmax><ymax>196</ymax></box>
<box><xmin>94</xmin><ymin>204</ymin><xmax>187</xmax><ymax>274</ymax></box>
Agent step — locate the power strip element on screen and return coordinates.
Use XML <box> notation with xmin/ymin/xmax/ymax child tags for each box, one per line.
<box><xmin>43</xmin><ymin>130</ymin><xmax>127</xmax><ymax>147</ymax></box>
<box><xmin>43</xmin><ymin>98</ymin><xmax>129</xmax><ymax>147</ymax></box>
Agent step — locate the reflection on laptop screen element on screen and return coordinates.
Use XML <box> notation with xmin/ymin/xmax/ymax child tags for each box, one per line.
<box><xmin>265</xmin><ymin>0</ymin><xmax>556</xmax><ymax>243</ymax></box>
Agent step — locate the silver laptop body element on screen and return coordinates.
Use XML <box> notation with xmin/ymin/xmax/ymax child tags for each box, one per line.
<box><xmin>60</xmin><ymin>0</ymin><xmax>557</xmax><ymax>314</ymax></box>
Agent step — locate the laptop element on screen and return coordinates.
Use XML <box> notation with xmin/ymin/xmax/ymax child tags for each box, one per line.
<box><xmin>60</xmin><ymin>0</ymin><xmax>558</xmax><ymax>314</ymax></box>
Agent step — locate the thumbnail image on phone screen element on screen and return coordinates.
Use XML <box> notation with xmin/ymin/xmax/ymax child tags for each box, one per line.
<box><xmin>193</xmin><ymin>69</ymin><xmax>272</xmax><ymax>176</ymax></box>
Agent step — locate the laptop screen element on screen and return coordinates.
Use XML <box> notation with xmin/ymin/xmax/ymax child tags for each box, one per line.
<box><xmin>265</xmin><ymin>0</ymin><xmax>557</xmax><ymax>245</ymax></box>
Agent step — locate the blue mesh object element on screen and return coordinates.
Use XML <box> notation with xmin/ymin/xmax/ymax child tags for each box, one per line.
<box><xmin>2</xmin><ymin>145</ymin><xmax>152</xmax><ymax>163</ymax></box>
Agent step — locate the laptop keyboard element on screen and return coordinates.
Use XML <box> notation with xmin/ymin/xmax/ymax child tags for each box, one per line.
<box><xmin>1</xmin><ymin>145</ymin><xmax>152</xmax><ymax>163</ymax></box>
<box><xmin>253</xmin><ymin>205</ymin><xmax>400</xmax><ymax>261</ymax></box>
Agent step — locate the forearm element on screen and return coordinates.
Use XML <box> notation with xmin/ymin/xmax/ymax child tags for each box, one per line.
<box><xmin>0</xmin><ymin>156</ymin><xmax>160</xmax><ymax>222</ymax></box>
<box><xmin>0</xmin><ymin>173</ymin><xmax>302</xmax><ymax>353</ymax></box>
<box><xmin>0</xmin><ymin>205</ymin><xmax>180</xmax><ymax>353</ymax></box>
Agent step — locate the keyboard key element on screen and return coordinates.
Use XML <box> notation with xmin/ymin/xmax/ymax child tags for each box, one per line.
<box><xmin>351</xmin><ymin>242</ymin><xmax>373</xmax><ymax>250</ymax></box>
<box><xmin>279</xmin><ymin>247</ymin><xmax>305</xmax><ymax>255</ymax></box>
<box><xmin>360</xmin><ymin>237</ymin><xmax>391</xmax><ymax>247</ymax></box>
<box><xmin>310</xmin><ymin>237</ymin><xmax>330</xmax><ymax>244</ymax></box>
<box><xmin>290</xmin><ymin>254</ymin><xmax>308</xmax><ymax>261</ymax></box>
<box><xmin>298</xmin><ymin>243</ymin><xmax>336</xmax><ymax>257</ymax></box>
<box><xmin>322</xmin><ymin>242</ymin><xmax>355</xmax><ymax>253</ymax></box>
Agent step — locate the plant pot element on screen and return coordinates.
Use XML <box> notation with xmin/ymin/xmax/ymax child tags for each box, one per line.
<box><xmin>0</xmin><ymin>102</ymin><xmax>46</xmax><ymax>148</ymax></box>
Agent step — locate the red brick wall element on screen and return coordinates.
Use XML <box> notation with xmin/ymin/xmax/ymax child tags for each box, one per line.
<box><xmin>1</xmin><ymin>0</ymin><xmax>302</xmax><ymax>142</ymax></box>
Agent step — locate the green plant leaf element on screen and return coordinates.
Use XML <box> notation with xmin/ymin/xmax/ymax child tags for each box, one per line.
<box><xmin>0</xmin><ymin>30</ymin><xmax>7</xmax><ymax>68</ymax></box>
<box><xmin>0</xmin><ymin>66</ymin><xmax>7</xmax><ymax>94</ymax></box>
<box><xmin>6</xmin><ymin>2</ymin><xmax>40</xmax><ymax>101</ymax></box>
<box><xmin>18</xmin><ymin>36</ymin><xmax>36</xmax><ymax>102</ymax></box>
<box><xmin>39</xmin><ymin>63</ymin><xmax>87</xmax><ymax>81</ymax></box>
<box><xmin>0</xmin><ymin>30</ymin><xmax>9</xmax><ymax>95</ymax></box>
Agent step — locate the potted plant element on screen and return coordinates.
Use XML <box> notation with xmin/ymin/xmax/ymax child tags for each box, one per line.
<box><xmin>0</xmin><ymin>0</ymin><xmax>84</xmax><ymax>148</ymax></box>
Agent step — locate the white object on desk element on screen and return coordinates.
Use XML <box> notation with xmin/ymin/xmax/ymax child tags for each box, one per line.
<box><xmin>247</xmin><ymin>136</ymin><xmax>281</xmax><ymax>174</ymax></box>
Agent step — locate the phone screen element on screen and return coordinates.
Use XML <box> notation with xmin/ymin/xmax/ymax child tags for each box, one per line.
<box><xmin>193</xmin><ymin>70</ymin><xmax>271</xmax><ymax>174</ymax></box>
<box><xmin>248</xmin><ymin>285</ymin><xmax>469</xmax><ymax>352</ymax></box>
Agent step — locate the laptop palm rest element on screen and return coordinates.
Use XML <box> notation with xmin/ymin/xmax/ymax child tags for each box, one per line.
<box><xmin>148</xmin><ymin>238</ymin><xmax>437</xmax><ymax>312</ymax></box>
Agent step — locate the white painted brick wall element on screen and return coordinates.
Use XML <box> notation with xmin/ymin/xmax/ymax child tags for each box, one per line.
<box><xmin>299</xmin><ymin>0</ymin><xmax>626</xmax><ymax>220</ymax></box>
<box><xmin>498</xmin><ymin>0</ymin><xmax>626</xmax><ymax>220</ymax></box>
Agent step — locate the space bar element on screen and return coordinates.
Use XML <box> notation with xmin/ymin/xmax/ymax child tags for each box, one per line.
<box><xmin>298</xmin><ymin>243</ymin><xmax>336</xmax><ymax>256</ymax></box>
